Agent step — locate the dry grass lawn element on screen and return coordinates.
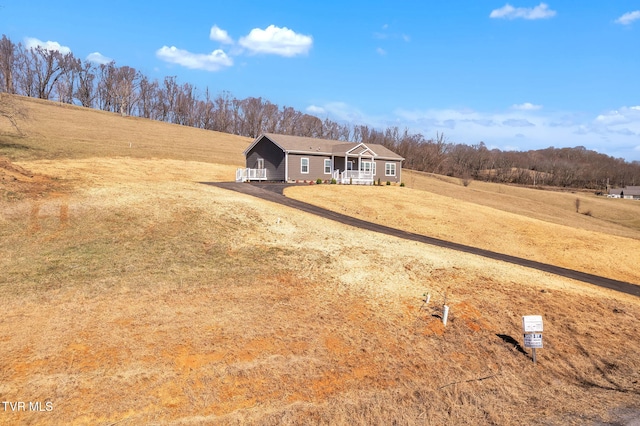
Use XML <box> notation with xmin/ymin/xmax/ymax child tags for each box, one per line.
<box><xmin>285</xmin><ymin>182</ymin><xmax>640</xmax><ymax>285</ymax></box>
<box><xmin>1</xmin><ymin>96</ymin><xmax>639</xmax><ymax>425</ymax></box>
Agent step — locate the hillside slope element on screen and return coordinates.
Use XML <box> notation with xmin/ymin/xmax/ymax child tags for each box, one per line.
<box><xmin>1</xmin><ymin>97</ymin><xmax>639</xmax><ymax>425</ymax></box>
<box><xmin>0</xmin><ymin>95</ymin><xmax>250</xmax><ymax>163</ymax></box>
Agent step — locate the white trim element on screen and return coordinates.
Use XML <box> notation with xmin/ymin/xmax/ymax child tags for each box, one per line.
<box><xmin>360</xmin><ymin>160</ymin><xmax>375</xmax><ymax>175</ymax></box>
<box><xmin>288</xmin><ymin>150</ymin><xmax>333</xmax><ymax>156</ymax></box>
<box><xmin>285</xmin><ymin>153</ymin><xmax>289</xmax><ymax>181</ymax></box>
<box><xmin>345</xmin><ymin>142</ymin><xmax>378</xmax><ymax>157</ymax></box>
<box><xmin>243</xmin><ymin>134</ymin><xmax>286</xmax><ymax>156</ymax></box>
<box><xmin>324</xmin><ymin>158</ymin><xmax>331</xmax><ymax>174</ymax></box>
<box><xmin>301</xmin><ymin>157</ymin><xmax>309</xmax><ymax>174</ymax></box>
<box><xmin>385</xmin><ymin>162</ymin><xmax>396</xmax><ymax>177</ymax></box>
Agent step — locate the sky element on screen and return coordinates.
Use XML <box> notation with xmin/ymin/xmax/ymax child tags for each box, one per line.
<box><xmin>2</xmin><ymin>1</ymin><xmax>639</xmax><ymax>161</ymax></box>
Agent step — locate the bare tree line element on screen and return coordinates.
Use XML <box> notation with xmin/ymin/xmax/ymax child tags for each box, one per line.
<box><xmin>0</xmin><ymin>34</ymin><xmax>638</xmax><ymax>189</ymax></box>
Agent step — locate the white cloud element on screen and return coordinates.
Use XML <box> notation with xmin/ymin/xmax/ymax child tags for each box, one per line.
<box><xmin>512</xmin><ymin>102</ymin><xmax>542</xmax><ymax>111</ymax></box>
<box><xmin>390</xmin><ymin>105</ymin><xmax>640</xmax><ymax>160</ymax></box>
<box><xmin>306</xmin><ymin>101</ymin><xmax>388</xmax><ymax>127</ymax></box>
<box><xmin>239</xmin><ymin>25</ymin><xmax>313</xmax><ymax>57</ymax></box>
<box><xmin>24</xmin><ymin>37</ymin><xmax>71</xmax><ymax>54</ymax></box>
<box><xmin>156</xmin><ymin>46</ymin><xmax>233</xmax><ymax>71</ymax></box>
<box><xmin>503</xmin><ymin>118</ymin><xmax>535</xmax><ymax>127</ymax></box>
<box><xmin>306</xmin><ymin>105</ymin><xmax>326</xmax><ymax>115</ymax></box>
<box><xmin>209</xmin><ymin>25</ymin><xmax>233</xmax><ymax>44</ymax></box>
<box><xmin>86</xmin><ymin>52</ymin><xmax>112</xmax><ymax>64</ymax></box>
<box><xmin>594</xmin><ymin>106</ymin><xmax>640</xmax><ymax>127</ymax></box>
<box><xmin>490</xmin><ymin>3</ymin><xmax>557</xmax><ymax>20</ymax></box>
<box><xmin>376</xmin><ymin>47</ymin><xmax>387</xmax><ymax>56</ymax></box>
<box><xmin>615</xmin><ymin>10</ymin><xmax>640</xmax><ymax>25</ymax></box>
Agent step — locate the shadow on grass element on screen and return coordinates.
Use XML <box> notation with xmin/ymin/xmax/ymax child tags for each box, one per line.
<box><xmin>496</xmin><ymin>334</ymin><xmax>528</xmax><ymax>355</ymax></box>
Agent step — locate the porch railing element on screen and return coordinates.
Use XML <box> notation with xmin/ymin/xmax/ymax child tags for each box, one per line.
<box><xmin>236</xmin><ymin>168</ymin><xmax>267</xmax><ymax>182</ymax></box>
<box><xmin>340</xmin><ymin>170</ymin><xmax>374</xmax><ymax>185</ymax></box>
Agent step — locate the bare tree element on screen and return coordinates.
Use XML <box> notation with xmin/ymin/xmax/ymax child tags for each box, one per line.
<box><xmin>137</xmin><ymin>75</ymin><xmax>159</xmax><ymax>119</ymax></box>
<box><xmin>174</xmin><ymin>82</ymin><xmax>197</xmax><ymax>125</ymax></box>
<box><xmin>75</xmin><ymin>60</ymin><xmax>97</xmax><ymax>108</ymax></box>
<box><xmin>0</xmin><ymin>93</ymin><xmax>25</xmax><ymax>134</ymax></box>
<box><xmin>96</xmin><ymin>61</ymin><xmax>116</xmax><ymax>111</ymax></box>
<box><xmin>162</xmin><ymin>76</ymin><xmax>179</xmax><ymax>123</ymax></box>
<box><xmin>25</xmin><ymin>46</ymin><xmax>76</xmax><ymax>100</ymax></box>
<box><xmin>0</xmin><ymin>35</ymin><xmax>16</xmax><ymax>93</ymax></box>
<box><xmin>14</xmin><ymin>43</ymin><xmax>36</xmax><ymax>97</ymax></box>
<box><xmin>277</xmin><ymin>106</ymin><xmax>301</xmax><ymax>135</ymax></box>
<box><xmin>212</xmin><ymin>90</ymin><xmax>234</xmax><ymax>133</ymax></box>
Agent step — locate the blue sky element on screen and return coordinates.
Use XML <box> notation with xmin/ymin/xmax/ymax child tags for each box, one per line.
<box><xmin>2</xmin><ymin>1</ymin><xmax>640</xmax><ymax>161</ymax></box>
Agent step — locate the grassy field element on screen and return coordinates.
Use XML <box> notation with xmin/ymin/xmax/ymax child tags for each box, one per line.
<box><xmin>1</xmin><ymin>95</ymin><xmax>639</xmax><ymax>425</ymax></box>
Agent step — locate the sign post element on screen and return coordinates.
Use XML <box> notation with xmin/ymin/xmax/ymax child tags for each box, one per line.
<box><xmin>522</xmin><ymin>315</ymin><xmax>544</xmax><ymax>363</ymax></box>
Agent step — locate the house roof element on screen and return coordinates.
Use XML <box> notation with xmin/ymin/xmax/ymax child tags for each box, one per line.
<box><xmin>245</xmin><ymin>133</ymin><xmax>404</xmax><ymax>160</ymax></box>
<box><xmin>609</xmin><ymin>186</ymin><xmax>640</xmax><ymax>196</ymax></box>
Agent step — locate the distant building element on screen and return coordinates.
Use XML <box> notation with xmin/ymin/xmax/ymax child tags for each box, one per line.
<box><xmin>608</xmin><ymin>186</ymin><xmax>640</xmax><ymax>199</ymax></box>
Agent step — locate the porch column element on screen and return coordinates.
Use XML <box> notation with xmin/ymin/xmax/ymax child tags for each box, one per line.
<box><xmin>345</xmin><ymin>153</ymin><xmax>348</xmax><ymax>184</ymax></box>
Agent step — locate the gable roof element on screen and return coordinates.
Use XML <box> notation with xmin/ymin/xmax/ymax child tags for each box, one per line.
<box><xmin>244</xmin><ymin>133</ymin><xmax>404</xmax><ymax>161</ymax></box>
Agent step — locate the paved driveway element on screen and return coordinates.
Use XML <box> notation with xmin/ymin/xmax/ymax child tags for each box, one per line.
<box><xmin>207</xmin><ymin>182</ymin><xmax>640</xmax><ymax>298</ymax></box>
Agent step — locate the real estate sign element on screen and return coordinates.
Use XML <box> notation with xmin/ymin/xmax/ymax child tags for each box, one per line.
<box><xmin>524</xmin><ymin>333</ymin><xmax>543</xmax><ymax>348</ymax></box>
<box><xmin>522</xmin><ymin>315</ymin><xmax>543</xmax><ymax>332</ymax></box>
<box><xmin>522</xmin><ymin>315</ymin><xmax>544</xmax><ymax>363</ymax></box>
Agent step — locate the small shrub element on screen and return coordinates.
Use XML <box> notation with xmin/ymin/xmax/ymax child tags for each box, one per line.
<box><xmin>330</xmin><ymin>178</ymin><xmax>337</xmax><ymax>184</ymax></box>
<box><xmin>377</xmin><ymin>178</ymin><xmax>381</xmax><ymax>186</ymax></box>
<box><xmin>316</xmin><ymin>178</ymin><xmax>322</xmax><ymax>184</ymax></box>
<box><xmin>582</xmin><ymin>210</ymin><xmax>592</xmax><ymax>217</ymax></box>
<box><xmin>386</xmin><ymin>181</ymin><xmax>391</xmax><ymax>186</ymax></box>
<box><xmin>400</xmin><ymin>182</ymin><xmax>405</xmax><ymax>187</ymax></box>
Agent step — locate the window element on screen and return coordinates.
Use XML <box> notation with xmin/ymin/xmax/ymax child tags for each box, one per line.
<box><xmin>256</xmin><ymin>158</ymin><xmax>264</xmax><ymax>169</ymax></box>
<box><xmin>360</xmin><ymin>161</ymin><xmax>375</xmax><ymax>175</ymax></box>
<box><xmin>385</xmin><ymin>162</ymin><xmax>396</xmax><ymax>176</ymax></box>
<box><xmin>324</xmin><ymin>159</ymin><xmax>331</xmax><ymax>174</ymax></box>
<box><xmin>301</xmin><ymin>158</ymin><xmax>309</xmax><ymax>174</ymax></box>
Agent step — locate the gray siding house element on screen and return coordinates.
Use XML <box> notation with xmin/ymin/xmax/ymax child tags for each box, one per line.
<box><xmin>237</xmin><ymin>133</ymin><xmax>404</xmax><ymax>184</ymax></box>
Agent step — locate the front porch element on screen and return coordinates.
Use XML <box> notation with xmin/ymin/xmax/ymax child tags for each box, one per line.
<box><xmin>332</xmin><ymin>170</ymin><xmax>374</xmax><ymax>185</ymax></box>
<box><xmin>236</xmin><ymin>168</ymin><xmax>267</xmax><ymax>182</ymax></box>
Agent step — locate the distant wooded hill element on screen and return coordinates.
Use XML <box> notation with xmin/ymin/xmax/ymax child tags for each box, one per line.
<box><xmin>1</xmin><ymin>34</ymin><xmax>638</xmax><ymax>189</ymax></box>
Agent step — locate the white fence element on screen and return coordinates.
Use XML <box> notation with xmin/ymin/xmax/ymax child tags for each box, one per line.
<box><xmin>339</xmin><ymin>170</ymin><xmax>374</xmax><ymax>185</ymax></box>
<box><xmin>236</xmin><ymin>168</ymin><xmax>267</xmax><ymax>182</ymax></box>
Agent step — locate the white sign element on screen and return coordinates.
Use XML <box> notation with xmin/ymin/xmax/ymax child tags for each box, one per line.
<box><xmin>522</xmin><ymin>315</ymin><xmax>544</xmax><ymax>332</ymax></box>
<box><xmin>524</xmin><ymin>333</ymin><xmax>543</xmax><ymax>348</ymax></box>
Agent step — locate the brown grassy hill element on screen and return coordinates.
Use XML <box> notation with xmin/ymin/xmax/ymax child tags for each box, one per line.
<box><xmin>1</xmin><ymin>96</ymin><xmax>639</xmax><ymax>425</ymax></box>
<box><xmin>0</xmin><ymin>95</ymin><xmax>249</xmax><ymax>163</ymax></box>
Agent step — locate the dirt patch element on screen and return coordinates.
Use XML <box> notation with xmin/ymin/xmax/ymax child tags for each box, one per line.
<box><xmin>0</xmin><ymin>156</ymin><xmax>65</xmax><ymax>201</ymax></box>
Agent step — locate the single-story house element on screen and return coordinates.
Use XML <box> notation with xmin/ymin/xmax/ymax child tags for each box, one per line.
<box><xmin>236</xmin><ymin>133</ymin><xmax>405</xmax><ymax>185</ymax></box>
<box><xmin>608</xmin><ymin>186</ymin><xmax>640</xmax><ymax>200</ymax></box>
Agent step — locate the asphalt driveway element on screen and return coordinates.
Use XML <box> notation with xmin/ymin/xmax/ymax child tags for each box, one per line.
<box><xmin>206</xmin><ymin>182</ymin><xmax>640</xmax><ymax>298</ymax></box>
